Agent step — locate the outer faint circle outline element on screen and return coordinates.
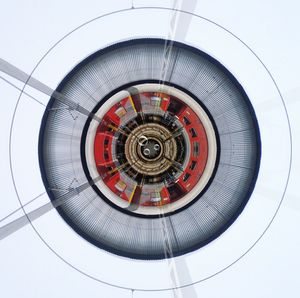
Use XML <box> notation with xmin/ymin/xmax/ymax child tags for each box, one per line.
<box><xmin>8</xmin><ymin>6</ymin><xmax>292</xmax><ymax>293</ymax></box>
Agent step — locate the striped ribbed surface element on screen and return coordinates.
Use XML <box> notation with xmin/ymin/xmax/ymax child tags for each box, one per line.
<box><xmin>39</xmin><ymin>39</ymin><xmax>260</xmax><ymax>259</ymax></box>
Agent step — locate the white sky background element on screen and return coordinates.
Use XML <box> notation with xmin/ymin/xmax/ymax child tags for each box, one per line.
<box><xmin>0</xmin><ymin>0</ymin><xmax>300</xmax><ymax>297</ymax></box>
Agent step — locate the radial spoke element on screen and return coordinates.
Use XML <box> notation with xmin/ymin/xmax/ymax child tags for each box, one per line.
<box><xmin>0</xmin><ymin>176</ymin><xmax>100</xmax><ymax>240</ymax></box>
<box><xmin>164</xmin><ymin>126</ymin><xmax>184</xmax><ymax>142</ymax></box>
<box><xmin>126</xmin><ymin>86</ymin><xmax>145</xmax><ymax>123</ymax></box>
<box><xmin>0</xmin><ymin>191</ymin><xmax>46</xmax><ymax>223</ymax></box>
<box><xmin>126</xmin><ymin>185</ymin><xmax>143</xmax><ymax>212</ymax></box>
<box><xmin>0</xmin><ymin>74</ymin><xmax>46</xmax><ymax>106</ymax></box>
<box><xmin>0</xmin><ymin>58</ymin><xmax>101</xmax><ymax>122</ymax></box>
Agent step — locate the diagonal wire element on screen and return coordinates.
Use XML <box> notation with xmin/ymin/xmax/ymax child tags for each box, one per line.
<box><xmin>0</xmin><ymin>74</ymin><xmax>46</xmax><ymax>106</ymax></box>
<box><xmin>0</xmin><ymin>58</ymin><xmax>101</xmax><ymax>122</ymax></box>
<box><xmin>0</xmin><ymin>191</ymin><xmax>46</xmax><ymax>223</ymax></box>
<box><xmin>0</xmin><ymin>176</ymin><xmax>101</xmax><ymax>240</ymax></box>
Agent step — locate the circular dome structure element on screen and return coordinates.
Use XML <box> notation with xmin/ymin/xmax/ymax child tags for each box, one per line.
<box><xmin>39</xmin><ymin>38</ymin><xmax>261</xmax><ymax>260</ymax></box>
<box><xmin>83</xmin><ymin>83</ymin><xmax>218</xmax><ymax>216</ymax></box>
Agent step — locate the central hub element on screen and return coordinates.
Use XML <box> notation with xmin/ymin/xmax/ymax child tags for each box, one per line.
<box><xmin>89</xmin><ymin>83</ymin><xmax>215</xmax><ymax>214</ymax></box>
<box><xmin>140</xmin><ymin>138</ymin><xmax>162</xmax><ymax>160</ymax></box>
<box><xmin>124</xmin><ymin>123</ymin><xmax>178</xmax><ymax>177</ymax></box>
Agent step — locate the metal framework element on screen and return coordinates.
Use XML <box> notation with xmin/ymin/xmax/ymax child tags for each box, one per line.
<box><xmin>39</xmin><ymin>38</ymin><xmax>261</xmax><ymax>260</ymax></box>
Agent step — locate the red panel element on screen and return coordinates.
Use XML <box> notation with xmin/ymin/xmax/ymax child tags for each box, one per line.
<box><xmin>93</xmin><ymin>91</ymin><xmax>211</xmax><ymax>208</ymax></box>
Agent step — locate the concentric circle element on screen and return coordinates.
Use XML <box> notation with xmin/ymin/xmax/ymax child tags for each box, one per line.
<box><xmin>39</xmin><ymin>38</ymin><xmax>260</xmax><ymax>259</ymax></box>
<box><xmin>84</xmin><ymin>83</ymin><xmax>218</xmax><ymax>216</ymax></box>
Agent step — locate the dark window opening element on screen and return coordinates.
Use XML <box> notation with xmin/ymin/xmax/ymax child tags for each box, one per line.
<box><xmin>190</xmin><ymin>128</ymin><xmax>197</xmax><ymax>138</ymax></box>
<box><xmin>183</xmin><ymin>173</ymin><xmax>191</xmax><ymax>182</ymax></box>
<box><xmin>193</xmin><ymin>142</ymin><xmax>199</xmax><ymax>156</ymax></box>
<box><xmin>167</xmin><ymin>98</ymin><xmax>184</xmax><ymax>114</ymax></box>
<box><xmin>190</xmin><ymin>160</ymin><xmax>197</xmax><ymax>170</ymax></box>
<box><xmin>183</xmin><ymin>116</ymin><xmax>191</xmax><ymax>125</ymax></box>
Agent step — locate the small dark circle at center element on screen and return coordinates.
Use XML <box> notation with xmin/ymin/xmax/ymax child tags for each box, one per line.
<box><xmin>141</xmin><ymin>139</ymin><xmax>161</xmax><ymax>159</ymax></box>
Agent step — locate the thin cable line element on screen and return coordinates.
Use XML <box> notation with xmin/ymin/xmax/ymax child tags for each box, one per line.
<box><xmin>0</xmin><ymin>75</ymin><xmax>46</xmax><ymax>107</ymax></box>
<box><xmin>0</xmin><ymin>191</ymin><xmax>46</xmax><ymax>223</ymax></box>
<box><xmin>0</xmin><ymin>58</ymin><xmax>101</xmax><ymax>122</ymax></box>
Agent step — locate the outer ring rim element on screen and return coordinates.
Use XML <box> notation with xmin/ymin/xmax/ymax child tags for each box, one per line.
<box><xmin>38</xmin><ymin>38</ymin><xmax>261</xmax><ymax>260</ymax></box>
